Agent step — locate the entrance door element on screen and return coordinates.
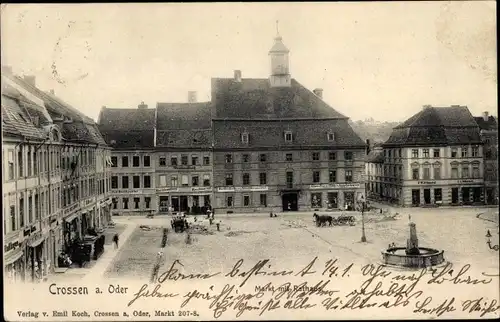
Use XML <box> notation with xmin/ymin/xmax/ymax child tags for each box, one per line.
<box><xmin>472</xmin><ymin>187</ymin><xmax>482</xmax><ymax>203</ymax></box>
<box><xmin>159</xmin><ymin>196</ymin><xmax>169</xmax><ymax>213</ymax></box>
<box><xmin>462</xmin><ymin>187</ymin><xmax>471</xmax><ymax>204</ymax></box>
<box><xmin>180</xmin><ymin>196</ymin><xmax>188</xmax><ymax>212</ymax></box>
<box><xmin>171</xmin><ymin>197</ymin><xmax>179</xmax><ymax>212</ymax></box>
<box><xmin>423</xmin><ymin>189</ymin><xmax>431</xmax><ymax>204</ymax></box>
<box><xmin>451</xmin><ymin>188</ymin><xmax>459</xmax><ymax>204</ymax></box>
<box><xmin>411</xmin><ymin>189</ymin><xmax>420</xmax><ymax>206</ymax></box>
<box><xmin>486</xmin><ymin>188</ymin><xmax>494</xmax><ymax>204</ymax></box>
<box><xmin>282</xmin><ymin>193</ymin><xmax>298</xmax><ymax>211</ymax></box>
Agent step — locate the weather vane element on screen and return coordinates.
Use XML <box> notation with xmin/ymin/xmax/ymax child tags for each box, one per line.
<box><xmin>276</xmin><ymin>20</ymin><xmax>280</xmax><ymax>36</ymax></box>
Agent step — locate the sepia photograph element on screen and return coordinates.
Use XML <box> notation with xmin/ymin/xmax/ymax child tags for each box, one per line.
<box><xmin>1</xmin><ymin>2</ymin><xmax>498</xmax><ymax>320</ymax></box>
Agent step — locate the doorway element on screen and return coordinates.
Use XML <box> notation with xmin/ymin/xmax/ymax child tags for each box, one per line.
<box><xmin>171</xmin><ymin>197</ymin><xmax>179</xmax><ymax>212</ymax></box>
<box><xmin>282</xmin><ymin>193</ymin><xmax>298</xmax><ymax>211</ymax></box>
<box><xmin>451</xmin><ymin>188</ymin><xmax>459</xmax><ymax>204</ymax></box>
<box><xmin>411</xmin><ymin>189</ymin><xmax>420</xmax><ymax>206</ymax></box>
<box><xmin>180</xmin><ymin>196</ymin><xmax>188</xmax><ymax>212</ymax></box>
<box><xmin>423</xmin><ymin>189</ymin><xmax>431</xmax><ymax>204</ymax></box>
<box><xmin>486</xmin><ymin>188</ymin><xmax>494</xmax><ymax>204</ymax></box>
<box><xmin>462</xmin><ymin>187</ymin><xmax>471</xmax><ymax>204</ymax></box>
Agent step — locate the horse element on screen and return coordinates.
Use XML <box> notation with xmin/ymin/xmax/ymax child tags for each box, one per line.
<box><xmin>313</xmin><ymin>214</ymin><xmax>333</xmax><ymax>227</ymax></box>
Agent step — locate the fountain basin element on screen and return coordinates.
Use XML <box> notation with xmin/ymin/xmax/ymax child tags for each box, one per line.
<box><xmin>381</xmin><ymin>247</ymin><xmax>445</xmax><ymax>268</ymax></box>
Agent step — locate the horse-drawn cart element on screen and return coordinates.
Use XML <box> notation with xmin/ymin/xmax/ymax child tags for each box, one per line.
<box><xmin>313</xmin><ymin>213</ymin><xmax>356</xmax><ymax>227</ymax></box>
<box><xmin>171</xmin><ymin>217</ymin><xmax>189</xmax><ymax>233</ymax></box>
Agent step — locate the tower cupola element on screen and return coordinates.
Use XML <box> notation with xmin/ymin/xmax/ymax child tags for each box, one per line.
<box><xmin>269</xmin><ymin>21</ymin><xmax>291</xmax><ymax>87</ymax></box>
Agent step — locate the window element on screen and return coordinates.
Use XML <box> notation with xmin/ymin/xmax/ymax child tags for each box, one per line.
<box><xmin>121</xmin><ymin>156</ymin><xmax>129</xmax><ymax>167</ymax></box>
<box><xmin>225</xmin><ymin>173</ymin><xmax>233</xmax><ymax>185</ymax></box>
<box><xmin>259</xmin><ymin>172</ymin><xmax>267</xmax><ymax>185</ymax></box>
<box><xmin>433</xmin><ymin>149</ymin><xmax>440</xmax><ymax>158</ymax></box>
<box><xmin>134</xmin><ymin>197</ymin><xmax>140</xmax><ymax>209</ymax></box>
<box><xmin>225</xmin><ymin>154</ymin><xmax>233</xmax><ymax>163</ymax></box>
<box><xmin>191</xmin><ymin>156</ymin><xmax>198</xmax><ymax>166</ymax></box>
<box><xmin>181</xmin><ymin>155</ymin><xmax>188</xmax><ymax>165</ymax></box>
<box><xmin>227</xmin><ymin>196</ymin><xmax>233</xmax><ymax>207</ymax></box>
<box><xmin>284</xmin><ymin>131</ymin><xmax>292</xmax><ymax>142</ymax></box>
<box><xmin>203</xmin><ymin>174</ymin><xmax>210</xmax><ymax>186</ymax></box>
<box><xmin>145</xmin><ymin>197</ymin><xmax>151</xmax><ymax>209</ymax></box>
<box><xmin>158</xmin><ymin>157</ymin><xmax>166</xmax><ymax>166</ymax></box>
<box><xmin>461</xmin><ymin>146</ymin><xmax>468</xmax><ymax>158</ymax></box>
<box><xmin>313</xmin><ymin>171</ymin><xmax>320</xmax><ymax>183</ymax></box>
<box><xmin>461</xmin><ymin>167</ymin><xmax>469</xmax><ymax>178</ymax></box>
<box><xmin>285</xmin><ymin>153</ymin><xmax>293</xmax><ymax>161</ymax></box>
<box><xmin>423</xmin><ymin>168</ymin><xmax>430</xmax><ymax>180</ymax></box>
<box><xmin>112</xmin><ymin>198</ymin><xmax>117</xmax><ymax>209</ymax></box>
<box><xmin>433</xmin><ymin>167</ymin><xmax>441</xmax><ymax>179</ymax></box>
<box><xmin>328</xmin><ymin>152</ymin><xmax>336</xmax><ymax>161</ymax></box>
<box><xmin>260</xmin><ymin>194</ymin><xmax>267</xmax><ymax>207</ymax></box>
<box><xmin>18</xmin><ymin>148</ymin><xmax>23</xmax><ymax>177</ymax></box>
<box><xmin>170</xmin><ymin>157</ymin><xmax>177</xmax><ymax>166</ymax></box>
<box><xmin>8</xmin><ymin>150</ymin><xmax>14</xmax><ymax>180</ymax></box>
<box><xmin>286</xmin><ymin>171</ymin><xmax>293</xmax><ymax>187</ymax></box>
<box><xmin>132</xmin><ymin>156</ymin><xmax>140</xmax><ymax>167</ymax></box>
<box><xmin>242</xmin><ymin>173</ymin><xmax>250</xmax><ymax>185</ymax></box>
<box><xmin>159</xmin><ymin>175</ymin><xmax>167</xmax><ymax>187</ymax></box>
<box><xmin>242</xmin><ymin>154</ymin><xmax>250</xmax><ymax>163</ymax></box>
<box><xmin>181</xmin><ymin>175</ymin><xmax>189</xmax><ymax>186</ymax></box>
<box><xmin>399</xmin><ymin>149</ymin><xmax>402</xmax><ymax>158</ymax></box>
<box><xmin>203</xmin><ymin>156</ymin><xmax>210</xmax><ymax>165</ymax></box>
<box><xmin>10</xmin><ymin>205</ymin><xmax>16</xmax><ymax>231</ymax></box>
<box><xmin>111</xmin><ymin>176</ymin><xmax>118</xmax><ymax>189</ymax></box>
<box><xmin>34</xmin><ymin>151</ymin><xmax>38</xmax><ymax>175</ymax></box>
<box><xmin>329</xmin><ymin>170</ymin><xmax>337</xmax><ymax>183</ymax></box>
<box><xmin>327</xmin><ymin>132</ymin><xmax>335</xmax><ymax>141</ymax></box>
<box><xmin>472</xmin><ymin>166</ymin><xmax>480</xmax><ymax>178</ymax></box>
<box><xmin>344</xmin><ymin>151</ymin><xmax>353</xmax><ymax>161</ymax></box>
<box><xmin>412</xmin><ymin>169</ymin><xmax>419</xmax><ymax>180</ymax></box>
<box><xmin>143</xmin><ymin>155</ymin><xmax>150</xmax><ymax>167</ymax></box>
<box><xmin>423</xmin><ymin>149</ymin><xmax>429</xmax><ymax>158</ymax></box>
<box><xmin>312</xmin><ymin>152</ymin><xmax>320</xmax><ymax>161</ymax></box>
<box><xmin>243</xmin><ymin>195</ymin><xmax>250</xmax><ymax>206</ymax></box>
<box><xmin>123</xmin><ymin>198</ymin><xmax>129</xmax><ymax>209</ymax></box>
<box><xmin>241</xmin><ymin>132</ymin><xmax>249</xmax><ymax>144</ymax></box>
<box><xmin>451</xmin><ymin>148</ymin><xmax>458</xmax><ymax>158</ymax></box>
<box><xmin>434</xmin><ymin>188</ymin><xmax>442</xmax><ymax>202</ymax></box>
<box><xmin>27</xmin><ymin>149</ymin><xmax>32</xmax><ymax>176</ymax></box>
<box><xmin>259</xmin><ymin>154</ymin><xmax>267</xmax><ymax>162</ymax></box>
<box><xmin>192</xmin><ymin>175</ymin><xmax>199</xmax><ymax>186</ymax></box>
<box><xmin>345</xmin><ymin>170</ymin><xmax>353</xmax><ymax>182</ymax></box>
<box><xmin>412</xmin><ymin>149</ymin><xmax>419</xmax><ymax>158</ymax></box>
<box><xmin>311</xmin><ymin>193</ymin><xmax>322</xmax><ymax>208</ymax></box>
<box><xmin>133</xmin><ymin>176</ymin><xmax>140</xmax><ymax>188</ymax></box>
<box><xmin>171</xmin><ymin>175</ymin><xmax>178</xmax><ymax>187</ymax></box>
<box><xmin>144</xmin><ymin>175</ymin><xmax>151</xmax><ymax>188</ymax></box>
<box><xmin>122</xmin><ymin>176</ymin><xmax>129</xmax><ymax>188</ymax></box>
<box><xmin>28</xmin><ymin>195</ymin><xmax>33</xmax><ymax>223</ymax></box>
<box><xmin>472</xmin><ymin>146</ymin><xmax>479</xmax><ymax>157</ymax></box>
<box><xmin>451</xmin><ymin>167</ymin><xmax>458</xmax><ymax>179</ymax></box>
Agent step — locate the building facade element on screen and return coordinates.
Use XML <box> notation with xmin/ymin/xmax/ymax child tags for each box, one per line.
<box><xmin>2</xmin><ymin>68</ymin><xmax>112</xmax><ymax>283</ymax></box>
<box><xmin>475</xmin><ymin>112</ymin><xmax>498</xmax><ymax>205</ymax></box>
<box><xmin>370</xmin><ymin>105</ymin><xmax>485</xmax><ymax>207</ymax></box>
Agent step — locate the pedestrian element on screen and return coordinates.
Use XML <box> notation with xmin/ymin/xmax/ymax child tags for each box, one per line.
<box><xmin>113</xmin><ymin>233</ymin><xmax>119</xmax><ymax>249</ymax></box>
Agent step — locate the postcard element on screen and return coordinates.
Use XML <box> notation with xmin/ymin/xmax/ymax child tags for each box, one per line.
<box><xmin>2</xmin><ymin>2</ymin><xmax>499</xmax><ymax>321</ymax></box>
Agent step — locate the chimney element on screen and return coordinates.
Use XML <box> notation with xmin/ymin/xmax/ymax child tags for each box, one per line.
<box><xmin>483</xmin><ymin>111</ymin><xmax>489</xmax><ymax>121</ymax></box>
<box><xmin>313</xmin><ymin>88</ymin><xmax>323</xmax><ymax>99</ymax></box>
<box><xmin>23</xmin><ymin>75</ymin><xmax>36</xmax><ymax>87</ymax></box>
<box><xmin>234</xmin><ymin>70</ymin><xmax>242</xmax><ymax>82</ymax></box>
<box><xmin>138</xmin><ymin>101</ymin><xmax>148</xmax><ymax>109</ymax></box>
<box><xmin>188</xmin><ymin>91</ymin><xmax>197</xmax><ymax>103</ymax></box>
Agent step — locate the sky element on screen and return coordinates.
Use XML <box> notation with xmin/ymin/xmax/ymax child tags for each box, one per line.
<box><xmin>1</xmin><ymin>2</ymin><xmax>497</xmax><ymax>123</ymax></box>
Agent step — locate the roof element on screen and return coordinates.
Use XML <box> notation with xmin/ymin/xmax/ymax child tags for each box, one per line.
<box><xmin>366</xmin><ymin>149</ymin><xmax>384</xmax><ymax>163</ymax></box>
<box><xmin>211</xmin><ymin>78</ymin><xmax>347</xmax><ymax>120</ymax></box>
<box><xmin>61</xmin><ymin>121</ymin><xmax>107</xmax><ymax>145</ymax></box>
<box><xmin>213</xmin><ymin>119</ymin><xmax>365</xmax><ymax>150</ymax></box>
<box><xmin>156</xmin><ymin>102</ymin><xmax>212</xmax><ymax>149</ymax></box>
<box><xmin>98</xmin><ymin>107</ymin><xmax>156</xmax><ymax>149</ymax></box>
<box><xmin>269</xmin><ymin>36</ymin><xmax>290</xmax><ymax>53</ymax></box>
<box><xmin>474</xmin><ymin>116</ymin><xmax>498</xmax><ymax>131</ymax></box>
<box><xmin>385</xmin><ymin>106</ymin><xmax>482</xmax><ymax>146</ymax></box>
<box><xmin>1</xmin><ymin>94</ymin><xmax>46</xmax><ymax>140</ymax></box>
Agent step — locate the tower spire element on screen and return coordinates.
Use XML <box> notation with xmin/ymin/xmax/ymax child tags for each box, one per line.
<box><xmin>276</xmin><ymin>20</ymin><xmax>279</xmax><ymax>36</ymax></box>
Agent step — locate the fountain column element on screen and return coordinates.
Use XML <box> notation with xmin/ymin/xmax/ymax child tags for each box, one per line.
<box><xmin>406</xmin><ymin>221</ymin><xmax>420</xmax><ymax>255</ymax></box>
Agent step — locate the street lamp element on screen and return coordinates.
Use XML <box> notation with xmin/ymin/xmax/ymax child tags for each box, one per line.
<box><xmin>359</xmin><ymin>196</ymin><xmax>367</xmax><ymax>243</ymax></box>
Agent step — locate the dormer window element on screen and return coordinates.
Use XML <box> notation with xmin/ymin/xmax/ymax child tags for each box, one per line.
<box><xmin>241</xmin><ymin>132</ymin><xmax>249</xmax><ymax>144</ymax></box>
<box><xmin>327</xmin><ymin>132</ymin><xmax>335</xmax><ymax>141</ymax></box>
<box><xmin>284</xmin><ymin>131</ymin><xmax>293</xmax><ymax>142</ymax></box>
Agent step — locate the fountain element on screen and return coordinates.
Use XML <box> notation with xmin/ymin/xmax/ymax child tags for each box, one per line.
<box><xmin>381</xmin><ymin>216</ymin><xmax>445</xmax><ymax>268</ymax></box>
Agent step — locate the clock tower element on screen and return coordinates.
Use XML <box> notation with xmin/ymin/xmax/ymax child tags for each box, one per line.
<box><xmin>269</xmin><ymin>21</ymin><xmax>291</xmax><ymax>87</ymax></box>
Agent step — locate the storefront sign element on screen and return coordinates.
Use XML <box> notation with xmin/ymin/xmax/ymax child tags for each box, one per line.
<box><xmin>191</xmin><ymin>187</ymin><xmax>212</xmax><ymax>192</ymax></box>
<box><xmin>4</xmin><ymin>240</ymin><xmax>20</xmax><ymax>253</ymax></box>
<box><xmin>157</xmin><ymin>187</ymin><xmax>213</xmax><ymax>193</ymax></box>
<box><xmin>217</xmin><ymin>186</ymin><xmax>269</xmax><ymax>192</ymax></box>
<box><xmin>309</xmin><ymin>183</ymin><xmax>361</xmax><ymax>190</ymax></box>
<box><xmin>80</xmin><ymin>198</ymin><xmax>94</xmax><ymax>208</ymax></box>
<box><xmin>26</xmin><ymin>231</ymin><xmax>45</xmax><ymax>247</ymax></box>
<box><xmin>63</xmin><ymin>203</ymin><xmax>80</xmax><ymax>216</ymax></box>
<box><xmin>113</xmin><ymin>189</ymin><xmax>141</xmax><ymax>194</ymax></box>
<box><xmin>156</xmin><ymin>187</ymin><xmax>179</xmax><ymax>193</ymax></box>
<box><xmin>418</xmin><ymin>181</ymin><xmax>437</xmax><ymax>185</ymax></box>
<box><xmin>457</xmin><ymin>179</ymin><xmax>483</xmax><ymax>184</ymax></box>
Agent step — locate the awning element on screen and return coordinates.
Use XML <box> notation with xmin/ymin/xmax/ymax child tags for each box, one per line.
<box><xmin>64</xmin><ymin>212</ymin><xmax>80</xmax><ymax>222</ymax></box>
<box><xmin>4</xmin><ymin>248</ymin><xmax>24</xmax><ymax>266</ymax></box>
<box><xmin>27</xmin><ymin>235</ymin><xmax>45</xmax><ymax>247</ymax></box>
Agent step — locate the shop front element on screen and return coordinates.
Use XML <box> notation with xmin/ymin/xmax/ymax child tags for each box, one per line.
<box><xmin>403</xmin><ymin>178</ymin><xmax>484</xmax><ymax>206</ymax></box>
<box><xmin>24</xmin><ymin>224</ymin><xmax>49</xmax><ymax>283</ymax></box>
<box><xmin>4</xmin><ymin>231</ymin><xmax>25</xmax><ymax>283</ymax></box>
<box><xmin>157</xmin><ymin>187</ymin><xmax>212</xmax><ymax>214</ymax></box>
<box><xmin>98</xmin><ymin>198</ymin><xmax>112</xmax><ymax>227</ymax></box>
<box><xmin>308</xmin><ymin>183</ymin><xmax>363</xmax><ymax>211</ymax></box>
<box><xmin>63</xmin><ymin>210</ymin><xmax>82</xmax><ymax>253</ymax></box>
